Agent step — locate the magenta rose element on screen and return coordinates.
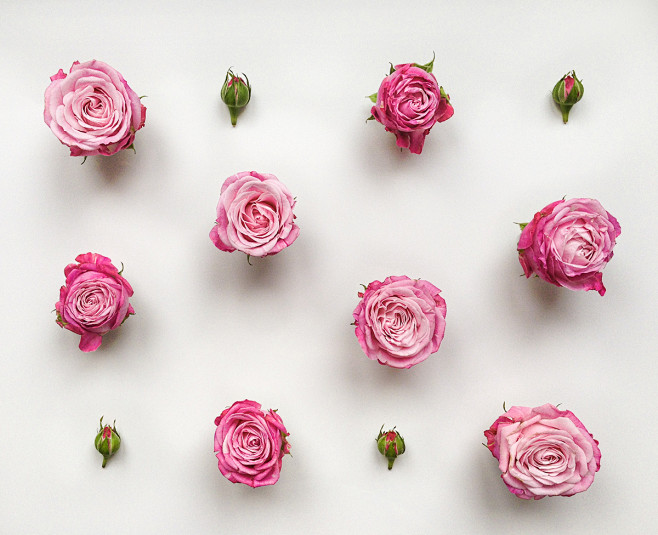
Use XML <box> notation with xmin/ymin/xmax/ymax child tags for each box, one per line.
<box><xmin>484</xmin><ymin>403</ymin><xmax>601</xmax><ymax>500</ymax></box>
<box><xmin>214</xmin><ymin>400</ymin><xmax>291</xmax><ymax>487</ymax></box>
<box><xmin>370</xmin><ymin>62</ymin><xmax>453</xmax><ymax>154</ymax></box>
<box><xmin>353</xmin><ymin>276</ymin><xmax>447</xmax><ymax>369</ymax></box>
<box><xmin>44</xmin><ymin>60</ymin><xmax>146</xmax><ymax>156</ymax></box>
<box><xmin>518</xmin><ymin>198</ymin><xmax>621</xmax><ymax>296</ymax></box>
<box><xmin>209</xmin><ymin>171</ymin><xmax>299</xmax><ymax>257</ymax></box>
<box><xmin>55</xmin><ymin>253</ymin><xmax>134</xmax><ymax>352</ymax></box>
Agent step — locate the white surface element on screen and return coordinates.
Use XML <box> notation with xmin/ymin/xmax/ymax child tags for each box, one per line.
<box><xmin>1</xmin><ymin>1</ymin><xmax>657</xmax><ymax>533</ymax></box>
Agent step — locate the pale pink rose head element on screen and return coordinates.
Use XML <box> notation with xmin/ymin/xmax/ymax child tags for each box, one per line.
<box><xmin>518</xmin><ymin>198</ymin><xmax>621</xmax><ymax>295</ymax></box>
<box><xmin>209</xmin><ymin>171</ymin><xmax>299</xmax><ymax>257</ymax></box>
<box><xmin>55</xmin><ymin>253</ymin><xmax>134</xmax><ymax>352</ymax></box>
<box><xmin>214</xmin><ymin>399</ymin><xmax>290</xmax><ymax>487</ymax></box>
<box><xmin>44</xmin><ymin>60</ymin><xmax>146</xmax><ymax>156</ymax></box>
<box><xmin>371</xmin><ymin>63</ymin><xmax>454</xmax><ymax>154</ymax></box>
<box><xmin>352</xmin><ymin>276</ymin><xmax>447</xmax><ymax>369</ymax></box>
<box><xmin>484</xmin><ymin>403</ymin><xmax>601</xmax><ymax>500</ymax></box>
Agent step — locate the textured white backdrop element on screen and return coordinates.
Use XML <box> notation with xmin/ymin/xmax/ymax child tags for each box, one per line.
<box><xmin>1</xmin><ymin>1</ymin><xmax>657</xmax><ymax>533</ymax></box>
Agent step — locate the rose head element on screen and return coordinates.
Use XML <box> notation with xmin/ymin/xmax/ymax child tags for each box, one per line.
<box><xmin>353</xmin><ymin>276</ymin><xmax>447</xmax><ymax>369</ymax></box>
<box><xmin>209</xmin><ymin>171</ymin><xmax>299</xmax><ymax>258</ymax></box>
<box><xmin>518</xmin><ymin>198</ymin><xmax>621</xmax><ymax>296</ymax></box>
<box><xmin>55</xmin><ymin>253</ymin><xmax>135</xmax><ymax>352</ymax></box>
<box><xmin>214</xmin><ymin>400</ymin><xmax>290</xmax><ymax>487</ymax></box>
<box><xmin>44</xmin><ymin>60</ymin><xmax>146</xmax><ymax>156</ymax></box>
<box><xmin>370</xmin><ymin>60</ymin><xmax>453</xmax><ymax>154</ymax></box>
<box><xmin>484</xmin><ymin>403</ymin><xmax>601</xmax><ymax>500</ymax></box>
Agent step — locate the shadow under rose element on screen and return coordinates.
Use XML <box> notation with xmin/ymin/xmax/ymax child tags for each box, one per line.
<box><xmin>92</xmin><ymin>149</ymin><xmax>140</xmax><ymax>182</ymax></box>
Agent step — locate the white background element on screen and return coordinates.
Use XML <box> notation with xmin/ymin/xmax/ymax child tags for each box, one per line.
<box><xmin>1</xmin><ymin>1</ymin><xmax>657</xmax><ymax>533</ymax></box>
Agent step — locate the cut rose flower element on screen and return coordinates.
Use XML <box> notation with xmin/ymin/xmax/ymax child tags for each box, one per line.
<box><xmin>353</xmin><ymin>276</ymin><xmax>447</xmax><ymax>369</ymax></box>
<box><xmin>55</xmin><ymin>253</ymin><xmax>134</xmax><ymax>352</ymax></box>
<box><xmin>369</xmin><ymin>57</ymin><xmax>453</xmax><ymax>154</ymax></box>
<box><xmin>209</xmin><ymin>171</ymin><xmax>299</xmax><ymax>257</ymax></box>
<box><xmin>484</xmin><ymin>403</ymin><xmax>601</xmax><ymax>500</ymax></box>
<box><xmin>214</xmin><ymin>400</ymin><xmax>290</xmax><ymax>487</ymax></box>
<box><xmin>518</xmin><ymin>198</ymin><xmax>621</xmax><ymax>295</ymax></box>
<box><xmin>44</xmin><ymin>60</ymin><xmax>146</xmax><ymax>156</ymax></box>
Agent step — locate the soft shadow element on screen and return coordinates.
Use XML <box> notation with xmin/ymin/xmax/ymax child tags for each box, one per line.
<box><xmin>92</xmin><ymin>149</ymin><xmax>138</xmax><ymax>182</ymax></box>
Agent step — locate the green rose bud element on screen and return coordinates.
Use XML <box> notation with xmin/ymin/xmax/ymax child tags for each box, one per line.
<box><xmin>377</xmin><ymin>426</ymin><xmax>405</xmax><ymax>470</ymax></box>
<box><xmin>221</xmin><ymin>68</ymin><xmax>251</xmax><ymax>126</ymax></box>
<box><xmin>94</xmin><ymin>417</ymin><xmax>121</xmax><ymax>468</ymax></box>
<box><xmin>552</xmin><ymin>70</ymin><xmax>584</xmax><ymax>124</ymax></box>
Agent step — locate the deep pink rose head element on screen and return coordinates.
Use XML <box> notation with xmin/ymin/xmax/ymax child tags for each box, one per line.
<box><xmin>55</xmin><ymin>253</ymin><xmax>134</xmax><ymax>352</ymax></box>
<box><xmin>370</xmin><ymin>60</ymin><xmax>453</xmax><ymax>154</ymax></box>
<box><xmin>214</xmin><ymin>400</ymin><xmax>290</xmax><ymax>487</ymax></box>
<box><xmin>209</xmin><ymin>171</ymin><xmax>299</xmax><ymax>258</ymax></box>
<box><xmin>484</xmin><ymin>403</ymin><xmax>601</xmax><ymax>500</ymax></box>
<box><xmin>44</xmin><ymin>60</ymin><xmax>146</xmax><ymax>156</ymax></box>
<box><xmin>517</xmin><ymin>198</ymin><xmax>621</xmax><ymax>296</ymax></box>
<box><xmin>352</xmin><ymin>276</ymin><xmax>447</xmax><ymax>369</ymax></box>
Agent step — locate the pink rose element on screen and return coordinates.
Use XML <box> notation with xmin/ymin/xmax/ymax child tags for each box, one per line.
<box><xmin>209</xmin><ymin>171</ymin><xmax>299</xmax><ymax>257</ymax></box>
<box><xmin>484</xmin><ymin>403</ymin><xmax>601</xmax><ymax>500</ymax></box>
<box><xmin>214</xmin><ymin>400</ymin><xmax>291</xmax><ymax>487</ymax></box>
<box><xmin>371</xmin><ymin>63</ymin><xmax>454</xmax><ymax>154</ymax></box>
<box><xmin>518</xmin><ymin>198</ymin><xmax>621</xmax><ymax>295</ymax></box>
<box><xmin>353</xmin><ymin>276</ymin><xmax>447</xmax><ymax>369</ymax></box>
<box><xmin>55</xmin><ymin>253</ymin><xmax>135</xmax><ymax>352</ymax></box>
<box><xmin>44</xmin><ymin>60</ymin><xmax>146</xmax><ymax>156</ymax></box>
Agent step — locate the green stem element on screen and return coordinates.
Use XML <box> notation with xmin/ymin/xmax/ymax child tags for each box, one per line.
<box><xmin>102</xmin><ymin>457</ymin><xmax>108</xmax><ymax>468</ymax></box>
<box><xmin>229</xmin><ymin>107</ymin><xmax>239</xmax><ymax>126</ymax></box>
<box><xmin>387</xmin><ymin>458</ymin><xmax>395</xmax><ymax>470</ymax></box>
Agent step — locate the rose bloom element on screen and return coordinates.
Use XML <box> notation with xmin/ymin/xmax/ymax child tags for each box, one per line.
<box><xmin>44</xmin><ymin>60</ymin><xmax>146</xmax><ymax>156</ymax></box>
<box><xmin>353</xmin><ymin>276</ymin><xmax>447</xmax><ymax>369</ymax></box>
<box><xmin>518</xmin><ymin>198</ymin><xmax>621</xmax><ymax>296</ymax></box>
<box><xmin>371</xmin><ymin>63</ymin><xmax>453</xmax><ymax>154</ymax></box>
<box><xmin>214</xmin><ymin>400</ymin><xmax>291</xmax><ymax>487</ymax></box>
<box><xmin>209</xmin><ymin>171</ymin><xmax>299</xmax><ymax>257</ymax></box>
<box><xmin>55</xmin><ymin>253</ymin><xmax>134</xmax><ymax>352</ymax></box>
<box><xmin>484</xmin><ymin>403</ymin><xmax>601</xmax><ymax>500</ymax></box>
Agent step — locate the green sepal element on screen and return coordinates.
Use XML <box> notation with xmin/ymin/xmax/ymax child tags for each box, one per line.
<box><xmin>413</xmin><ymin>52</ymin><xmax>435</xmax><ymax>73</ymax></box>
<box><xmin>366</xmin><ymin>115</ymin><xmax>375</xmax><ymax>122</ymax></box>
<box><xmin>518</xmin><ymin>222</ymin><xmax>528</xmax><ymax>231</ymax></box>
<box><xmin>367</xmin><ymin>92</ymin><xmax>378</xmax><ymax>103</ymax></box>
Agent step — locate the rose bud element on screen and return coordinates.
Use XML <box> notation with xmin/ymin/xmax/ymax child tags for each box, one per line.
<box><xmin>221</xmin><ymin>68</ymin><xmax>251</xmax><ymax>126</ymax></box>
<box><xmin>552</xmin><ymin>70</ymin><xmax>584</xmax><ymax>123</ymax></box>
<box><xmin>94</xmin><ymin>417</ymin><xmax>121</xmax><ymax>468</ymax></box>
<box><xmin>377</xmin><ymin>426</ymin><xmax>405</xmax><ymax>470</ymax></box>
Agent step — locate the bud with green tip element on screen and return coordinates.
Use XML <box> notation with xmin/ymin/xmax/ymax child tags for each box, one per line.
<box><xmin>552</xmin><ymin>70</ymin><xmax>584</xmax><ymax>124</ymax></box>
<box><xmin>94</xmin><ymin>417</ymin><xmax>121</xmax><ymax>468</ymax></box>
<box><xmin>377</xmin><ymin>426</ymin><xmax>405</xmax><ymax>470</ymax></box>
<box><xmin>221</xmin><ymin>68</ymin><xmax>251</xmax><ymax>126</ymax></box>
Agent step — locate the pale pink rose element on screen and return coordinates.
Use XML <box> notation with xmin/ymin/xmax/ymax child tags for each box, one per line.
<box><xmin>518</xmin><ymin>198</ymin><xmax>621</xmax><ymax>295</ymax></box>
<box><xmin>214</xmin><ymin>400</ymin><xmax>291</xmax><ymax>487</ymax></box>
<box><xmin>209</xmin><ymin>171</ymin><xmax>299</xmax><ymax>257</ymax></box>
<box><xmin>353</xmin><ymin>276</ymin><xmax>447</xmax><ymax>369</ymax></box>
<box><xmin>484</xmin><ymin>403</ymin><xmax>601</xmax><ymax>500</ymax></box>
<box><xmin>55</xmin><ymin>253</ymin><xmax>134</xmax><ymax>352</ymax></box>
<box><xmin>44</xmin><ymin>60</ymin><xmax>146</xmax><ymax>156</ymax></box>
<box><xmin>371</xmin><ymin>63</ymin><xmax>453</xmax><ymax>154</ymax></box>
